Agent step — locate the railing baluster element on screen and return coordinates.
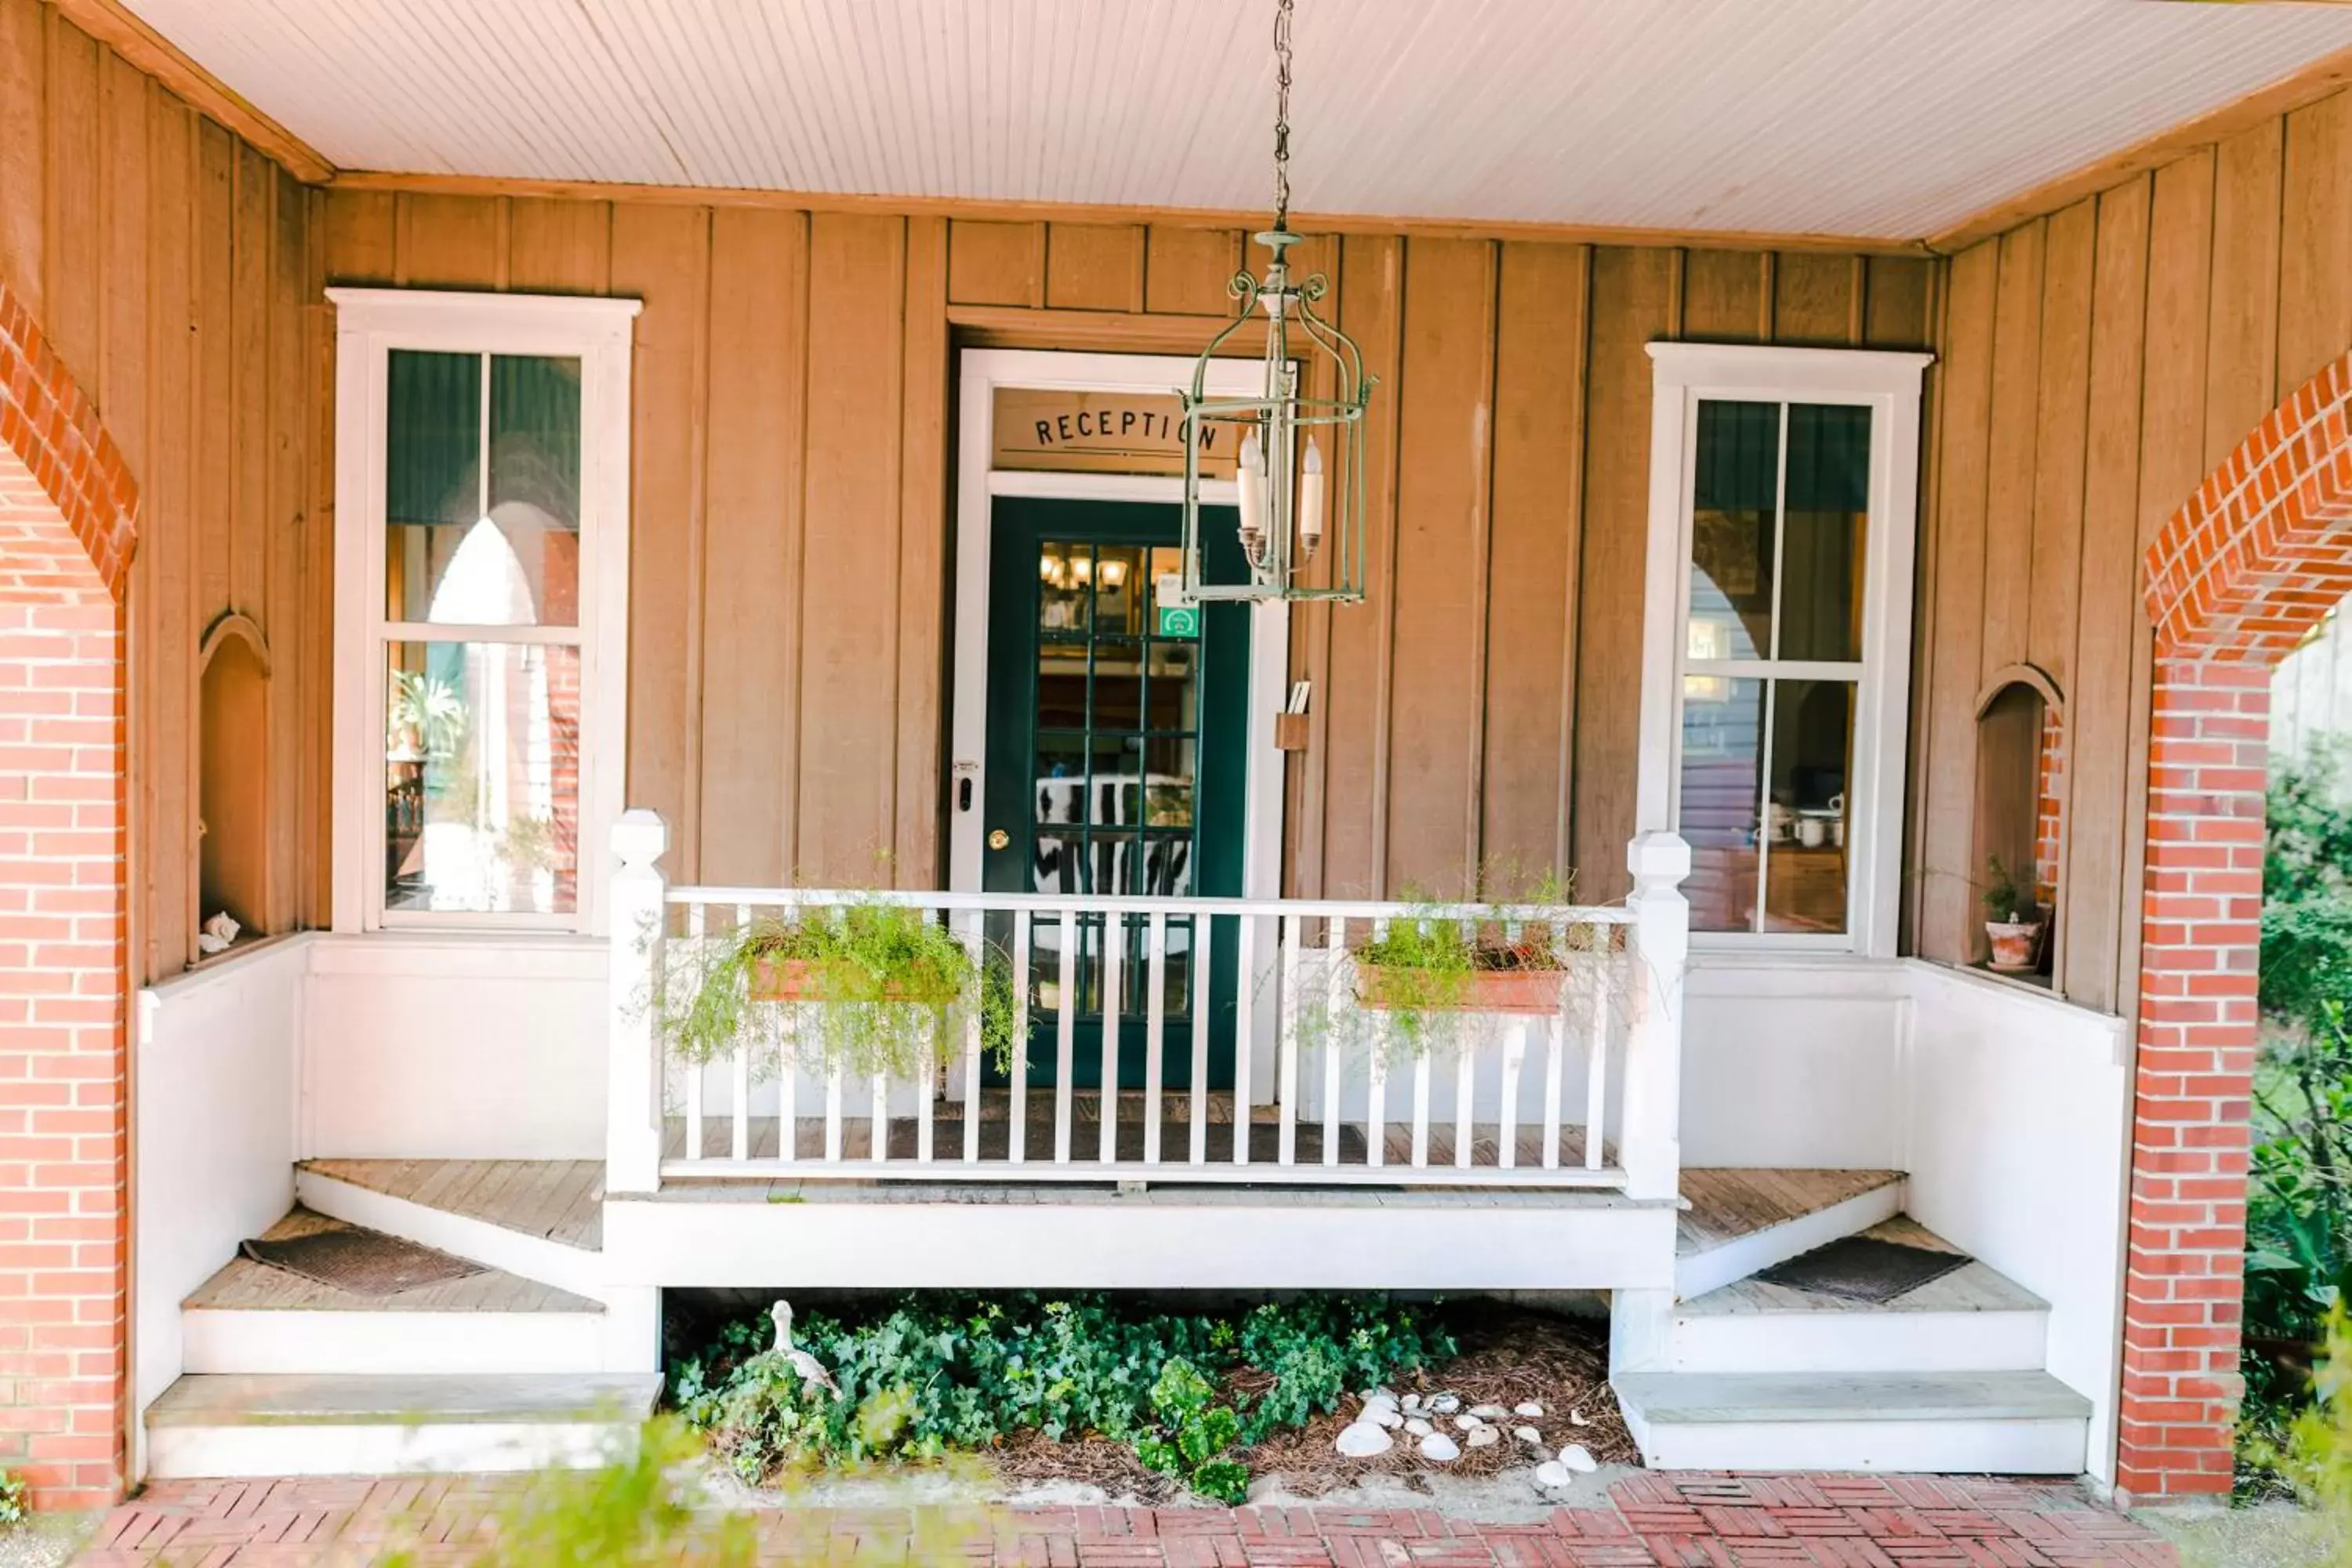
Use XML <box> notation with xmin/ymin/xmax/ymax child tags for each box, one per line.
<box><xmin>731</xmin><ymin>904</ymin><xmax>752</xmax><ymax>1161</ymax></box>
<box><xmin>1454</xmin><ymin>1041</ymin><xmax>1475</xmax><ymax>1170</ymax></box>
<box><xmin>1497</xmin><ymin>1018</ymin><xmax>1523</xmax><ymax>1170</ymax></box>
<box><xmin>1321</xmin><ymin>916</ymin><xmax>1341</xmax><ymax>1167</ymax></box>
<box><xmin>1011</xmin><ymin>910</ymin><xmax>1032</xmax><ymax>1167</ymax></box>
<box><xmin>683</xmin><ymin>902</ymin><xmax>707</xmax><ymax>1163</ymax></box>
<box><xmin>1100</xmin><ymin>911</ymin><xmax>1123</xmax><ymax>1165</ymax></box>
<box><xmin>1232</xmin><ymin>913</ymin><xmax>1255</xmax><ymax>1166</ymax></box>
<box><xmin>960</xmin><ymin>908</ymin><xmax>983</xmax><ymax>1165</ymax></box>
<box><xmin>1584</xmin><ymin>941</ymin><xmax>1610</xmax><ymax>1171</ymax></box>
<box><xmin>1411</xmin><ymin>1051</ymin><xmax>1432</xmax><ymax>1169</ymax></box>
<box><xmin>1542</xmin><ymin>1001</ymin><xmax>1564</xmax><ymax>1172</ymax></box>
<box><xmin>869</xmin><ymin>1073</ymin><xmax>889</xmax><ymax>1163</ymax></box>
<box><xmin>824</xmin><ymin>1067</ymin><xmax>844</xmax><ymax>1163</ymax></box>
<box><xmin>1189</xmin><ymin>913</ymin><xmax>1210</xmax><ymax>1165</ymax></box>
<box><xmin>1144</xmin><ymin>912</ymin><xmax>1167</xmax><ymax>1167</ymax></box>
<box><xmin>1277</xmin><ymin>914</ymin><xmax>1300</xmax><ymax>1167</ymax></box>
<box><xmin>1054</xmin><ymin>921</ymin><xmax>1076</xmax><ymax>1163</ymax></box>
<box><xmin>918</xmin><ymin>1046</ymin><xmax>935</xmax><ymax>1166</ymax></box>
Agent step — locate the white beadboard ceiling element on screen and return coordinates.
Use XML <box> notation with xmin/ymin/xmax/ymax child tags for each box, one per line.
<box><xmin>120</xmin><ymin>0</ymin><xmax>2352</xmax><ymax>240</ymax></box>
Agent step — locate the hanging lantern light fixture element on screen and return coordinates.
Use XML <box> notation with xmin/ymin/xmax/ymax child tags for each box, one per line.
<box><xmin>1177</xmin><ymin>0</ymin><xmax>1373</xmax><ymax>605</ymax></box>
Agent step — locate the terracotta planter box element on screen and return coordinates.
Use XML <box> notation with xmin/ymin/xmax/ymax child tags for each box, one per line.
<box><xmin>750</xmin><ymin>955</ymin><xmax>959</xmax><ymax>1007</ymax></box>
<box><xmin>1984</xmin><ymin>920</ymin><xmax>2046</xmax><ymax>974</ymax></box>
<box><xmin>1355</xmin><ymin>960</ymin><xmax>1565</xmax><ymax>1016</ymax></box>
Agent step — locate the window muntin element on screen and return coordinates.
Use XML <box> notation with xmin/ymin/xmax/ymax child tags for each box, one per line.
<box><xmin>1677</xmin><ymin>397</ymin><xmax>1871</xmax><ymax>937</ymax></box>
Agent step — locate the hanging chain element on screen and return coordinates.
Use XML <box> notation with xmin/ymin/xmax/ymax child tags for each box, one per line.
<box><xmin>1271</xmin><ymin>0</ymin><xmax>1294</xmax><ymax>231</ymax></box>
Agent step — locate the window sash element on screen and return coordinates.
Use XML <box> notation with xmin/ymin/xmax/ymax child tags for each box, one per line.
<box><xmin>328</xmin><ymin>287</ymin><xmax>638</xmax><ymax>938</ymax></box>
<box><xmin>1636</xmin><ymin>342</ymin><xmax>1929</xmax><ymax>958</ymax></box>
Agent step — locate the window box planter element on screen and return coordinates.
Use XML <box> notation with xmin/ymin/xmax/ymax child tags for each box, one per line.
<box><xmin>1353</xmin><ymin>959</ymin><xmax>1566</xmax><ymax>1016</ymax></box>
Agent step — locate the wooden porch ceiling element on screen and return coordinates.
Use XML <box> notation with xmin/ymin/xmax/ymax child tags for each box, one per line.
<box><xmin>93</xmin><ymin>0</ymin><xmax>2352</xmax><ymax>250</ymax></box>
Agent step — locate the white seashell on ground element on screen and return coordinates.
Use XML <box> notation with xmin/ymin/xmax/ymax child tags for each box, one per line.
<box><xmin>1429</xmin><ymin>1394</ymin><xmax>1461</xmax><ymax>1414</ymax></box>
<box><xmin>1512</xmin><ymin>1425</ymin><xmax>1542</xmax><ymax>1445</ymax></box>
<box><xmin>1534</xmin><ymin>1461</ymin><xmax>1572</xmax><ymax>1490</ymax></box>
<box><xmin>1558</xmin><ymin>1444</ymin><xmax>1597</xmax><ymax>1473</ymax></box>
<box><xmin>1465</xmin><ymin>1425</ymin><xmax>1501</xmax><ymax>1448</ymax></box>
<box><xmin>1418</xmin><ymin>1432</ymin><xmax>1461</xmax><ymax>1462</ymax></box>
<box><xmin>1336</xmin><ymin>1422</ymin><xmax>1394</xmax><ymax>1458</ymax></box>
<box><xmin>1469</xmin><ymin>1404</ymin><xmax>1508</xmax><ymax>1421</ymax></box>
<box><xmin>1453</xmin><ymin>1414</ymin><xmax>1483</xmax><ymax>1432</ymax></box>
<box><xmin>1404</xmin><ymin>1417</ymin><xmax>1434</xmax><ymax>1437</ymax></box>
<box><xmin>1368</xmin><ymin>1406</ymin><xmax>1404</xmax><ymax>1429</ymax></box>
<box><xmin>1514</xmin><ymin>1402</ymin><xmax>1544</xmax><ymax>1418</ymax></box>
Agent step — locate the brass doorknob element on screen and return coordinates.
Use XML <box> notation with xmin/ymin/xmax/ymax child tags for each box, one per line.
<box><xmin>988</xmin><ymin>829</ymin><xmax>1010</xmax><ymax>851</ymax></box>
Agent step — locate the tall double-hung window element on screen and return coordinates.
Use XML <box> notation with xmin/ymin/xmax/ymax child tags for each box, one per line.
<box><xmin>328</xmin><ymin>290</ymin><xmax>639</xmax><ymax>935</ymax></box>
<box><xmin>1638</xmin><ymin>343</ymin><xmax>1929</xmax><ymax>956</ymax></box>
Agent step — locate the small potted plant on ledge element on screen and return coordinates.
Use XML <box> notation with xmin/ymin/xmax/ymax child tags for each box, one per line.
<box><xmin>658</xmin><ymin>902</ymin><xmax>1017</xmax><ymax>1082</ymax></box>
<box><xmin>1981</xmin><ymin>855</ymin><xmax>2047</xmax><ymax>974</ymax></box>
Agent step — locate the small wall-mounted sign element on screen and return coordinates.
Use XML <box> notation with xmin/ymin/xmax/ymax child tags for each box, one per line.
<box><xmin>993</xmin><ymin>389</ymin><xmax>1236</xmax><ymax>478</ymax></box>
<box><xmin>1156</xmin><ymin>602</ymin><xmax>1201</xmax><ymax>639</ymax></box>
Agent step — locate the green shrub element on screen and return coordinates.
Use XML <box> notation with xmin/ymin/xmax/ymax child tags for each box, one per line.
<box><xmin>0</xmin><ymin>1468</ymin><xmax>26</xmax><ymax>1526</ymax></box>
<box><xmin>671</xmin><ymin>1293</ymin><xmax>1455</xmax><ymax>1497</ymax></box>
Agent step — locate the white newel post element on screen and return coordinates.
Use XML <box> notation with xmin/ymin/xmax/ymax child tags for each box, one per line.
<box><xmin>1619</xmin><ymin>830</ymin><xmax>1690</xmax><ymax>1202</ymax></box>
<box><xmin>607</xmin><ymin>809</ymin><xmax>669</xmax><ymax>1195</ymax></box>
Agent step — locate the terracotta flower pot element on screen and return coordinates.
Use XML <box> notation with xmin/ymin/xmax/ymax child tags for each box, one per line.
<box><xmin>1355</xmin><ymin>960</ymin><xmax>1565</xmax><ymax>1016</ymax></box>
<box><xmin>750</xmin><ymin>955</ymin><xmax>958</xmax><ymax>1007</ymax></box>
<box><xmin>1984</xmin><ymin>920</ymin><xmax>2045</xmax><ymax>973</ymax></box>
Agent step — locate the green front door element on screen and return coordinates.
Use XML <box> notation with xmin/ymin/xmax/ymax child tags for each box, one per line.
<box><xmin>982</xmin><ymin>497</ymin><xmax>1249</xmax><ymax>1090</ymax></box>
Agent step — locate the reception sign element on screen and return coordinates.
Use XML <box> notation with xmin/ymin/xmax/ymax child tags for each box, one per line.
<box><xmin>992</xmin><ymin>388</ymin><xmax>1237</xmax><ymax>478</ymax></box>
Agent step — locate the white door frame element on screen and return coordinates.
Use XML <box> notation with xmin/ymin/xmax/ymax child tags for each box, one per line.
<box><xmin>949</xmin><ymin>348</ymin><xmax>1283</xmax><ymax>902</ymax></box>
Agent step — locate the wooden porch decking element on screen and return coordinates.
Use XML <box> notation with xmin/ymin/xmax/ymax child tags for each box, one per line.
<box><xmin>183</xmin><ymin>1207</ymin><xmax>600</xmax><ymax>1315</ymax></box>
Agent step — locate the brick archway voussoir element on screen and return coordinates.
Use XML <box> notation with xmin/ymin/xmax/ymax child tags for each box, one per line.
<box><xmin>0</xmin><ymin>284</ymin><xmax>139</xmax><ymax>600</ymax></box>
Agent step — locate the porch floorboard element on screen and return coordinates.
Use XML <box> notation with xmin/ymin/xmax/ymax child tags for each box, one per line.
<box><xmin>184</xmin><ymin>1208</ymin><xmax>601</xmax><ymax>1314</ymax></box>
<box><xmin>302</xmin><ymin>1159</ymin><xmax>604</xmax><ymax>1249</ymax></box>
<box><xmin>1674</xmin><ymin>1167</ymin><xmax>1903</xmax><ymax>1255</ymax></box>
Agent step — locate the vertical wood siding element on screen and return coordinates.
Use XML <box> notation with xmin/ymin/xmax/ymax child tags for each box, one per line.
<box><xmin>0</xmin><ymin>1</ymin><xmax>323</xmax><ymax>984</ymax></box>
<box><xmin>1915</xmin><ymin>85</ymin><xmax>2352</xmax><ymax>1014</ymax></box>
<box><xmin>321</xmin><ymin>192</ymin><xmax>1933</xmax><ymax>902</ymax></box>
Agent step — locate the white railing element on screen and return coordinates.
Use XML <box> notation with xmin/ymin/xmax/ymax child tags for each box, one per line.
<box><xmin>606</xmin><ymin>811</ymin><xmax>1689</xmax><ymax>1199</ymax></box>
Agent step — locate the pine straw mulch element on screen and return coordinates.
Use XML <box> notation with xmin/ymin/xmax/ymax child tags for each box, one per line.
<box><xmin>990</xmin><ymin>1302</ymin><xmax>1635</xmax><ymax>1502</ymax></box>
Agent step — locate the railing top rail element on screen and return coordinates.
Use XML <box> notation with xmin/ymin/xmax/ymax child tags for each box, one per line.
<box><xmin>660</xmin><ymin>884</ymin><xmax>1636</xmax><ymax>925</ymax></box>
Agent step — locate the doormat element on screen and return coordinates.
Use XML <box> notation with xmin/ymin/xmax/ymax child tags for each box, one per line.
<box><xmin>240</xmin><ymin>1224</ymin><xmax>484</xmax><ymax>1297</ymax></box>
<box><xmin>1754</xmin><ymin>1235</ymin><xmax>1973</xmax><ymax>1303</ymax></box>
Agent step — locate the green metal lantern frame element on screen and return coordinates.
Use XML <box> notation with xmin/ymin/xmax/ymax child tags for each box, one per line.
<box><xmin>1177</xmin><ymin>227</ymin><xmax>1374</xmax><ymax>604</ymax></box>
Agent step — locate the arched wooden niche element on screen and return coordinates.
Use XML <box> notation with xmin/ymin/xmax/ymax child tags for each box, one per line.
<box><xmin>198</xmin><ymin>612</ymin><xmax>271</xmax><ymax>943</ymax></box>
<box><xmin>1973</xmin><ymin>663</ymin><xmax>2063</xmax><ymax>986</ymax></box>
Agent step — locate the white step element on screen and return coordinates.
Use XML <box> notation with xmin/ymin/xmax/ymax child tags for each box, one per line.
<box><xmin>1671</xmin><ymin>1221</ymin><xmax>2051</xmax><ymax>1374</ymax></box>
<box><xmin>1613</xmin><ymin>1369</ymin><xmax>2090</xmax><ymax>1475</ymax></box>
<box><xmin>1675</xmin><ymin>1174</ymin><xmax>1905</xmax><ymax>1301</ymax></box>
<box><xmin>183</xmin><ymin>1303</ymin><xmax>609</xmax><ymax>1377</ymax></box>
<box><xmin>144</xmin><ymin>1373</ymin><xmax>662</xmax><ymax>1479</ymax></box>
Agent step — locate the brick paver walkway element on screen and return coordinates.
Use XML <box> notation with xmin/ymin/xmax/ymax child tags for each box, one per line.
<box><xmin>72</xmin><ymin>1472</ymin><xmax>2178</xmax><ymax>1566</ymax></box>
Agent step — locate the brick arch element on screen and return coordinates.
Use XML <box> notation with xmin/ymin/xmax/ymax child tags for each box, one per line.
<box><xmin>0</xmin><ymin>279</ymin><xmax>139</xmax><ymax>1510</ymax></box>
<box><xmin>2124</xmin><ymin>350</ymin><xmax>2352</xmax><ymax>1501</ymax></box>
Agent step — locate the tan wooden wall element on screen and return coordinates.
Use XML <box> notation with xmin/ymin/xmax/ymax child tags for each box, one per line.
<box><xmin>319</xmin><ymin>194</ymin><xmax>1935</xmax><ymax>899</ymax></box>
<box><xmin>1915</xmin><ymin>83</ymin><xmax>2352</xmax><ymax>1014</ymax></box>
<box><xmin>0</xmin><ymin>0</ymin><xmax>324</xmax><ymax>984</ymax></box>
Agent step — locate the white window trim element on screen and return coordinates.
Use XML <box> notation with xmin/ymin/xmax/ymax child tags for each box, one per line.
<box><xmin>1636</xmin><ymin>341</ymin><xmax>1931</xmax><ymax>958</ymax></box>
<box><xmin>327</xmin><ymin>288</ymin><xmax>641</xmax><ymax>937</ymax></box>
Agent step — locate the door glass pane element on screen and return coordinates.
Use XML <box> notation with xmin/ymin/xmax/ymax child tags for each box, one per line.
<box><xmin>1091</xmin><ymin>546</ymin><xmax>1148</xmax><ymax>636</ymax></box>
<box><xmin>384</xmin><ymin>641</ymin><xmax>579</xmax><ymax>915</ymax></box>
<box><xmin>1780</xmin><ymin>405</ymin><xmax>1870</xmax><ymax>662</ymax></box>
<box><xmin>1144</xmin><ymin>737</ymin><xmax>1195</xmax><ymax>828</ymax></box>
<box><xmin>1763</xmin><ymin>679</ymin><xmax>1855</xmax><ymax>935</ymax></box>
<box><xmin>1690</xmin><ymin>401</ymin><xmax>1779</xmax><ymax>662</ymax></box>
<box><xmin>1680</xmin><ymin>674</ymin><xmax>1762</xmax><ymax>932</ymax></box>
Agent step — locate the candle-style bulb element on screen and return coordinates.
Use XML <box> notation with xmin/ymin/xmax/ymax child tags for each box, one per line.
<box><xmin>1297</xmin><ymin>440</ymin><xmax>1325</xmax><ymax>561</ymax></box>
<box><xmin>1237</xmin><ymin>429</ymin><xmax>1269</xmax><ymax>571</ymax></box>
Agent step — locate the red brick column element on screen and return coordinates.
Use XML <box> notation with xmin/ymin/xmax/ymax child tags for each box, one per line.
<box><xmin>0</xmin><ymin>285</ymin><xmax>139</xmax><ymax>1510</ymax></box>
<box><xmin>2132</xmin><ymin>350</ymin><xmax>2352</xmax><ymax>1500</ymax></box>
